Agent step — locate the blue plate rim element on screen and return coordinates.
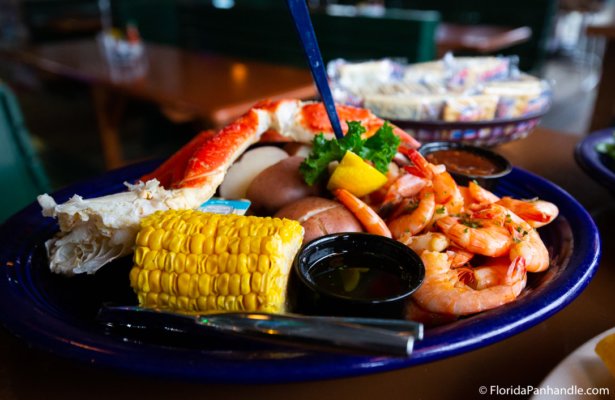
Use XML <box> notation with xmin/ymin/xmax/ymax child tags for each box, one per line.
<box><xmin>575</xmin><ymin>128</ymin><xmax>615</xmax><ymax>193</ymax></box>
<box><xmin>0</xmin><ymin>162</ymin><xmax>601</xmax><ymax>384</ymax></box>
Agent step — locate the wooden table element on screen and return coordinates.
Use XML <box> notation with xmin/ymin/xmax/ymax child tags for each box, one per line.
<box><xmin>1</xmin><ymin>126</ymin><xmax>613</xmax><ymax>399</ymax></box>
<box><xmin>587</xmin><ymin>23</ymin><xmax>615</xmax><ymax>132</ymax></box>
<box><xmin>436</xmin><ymin>23</ymin><xmax>532</xmax><ymax>57</ymax></box>
<box><xmin>11</xmin><ymin>39</ymin><xmax>317</xmax><ymax>169</ymax></box>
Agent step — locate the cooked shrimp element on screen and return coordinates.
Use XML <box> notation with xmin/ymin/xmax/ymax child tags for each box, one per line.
<box><xmin>435</xmin><ymin>214</ymin><xmax>512</xmax><ymax>257</ymax></box>
<box><xmin>400</xmin><ymin>148</ymin><xmax>464</xmax><ymax>214</ymax></box>
<box><xmin>404</xmin><ymin>298</ymin><xmax>458</xmax><ymax>326</ymax></box>
<box><xmin>432</xmin><ymin>170</ymin><xmax>464</xmax><ymax>214</ymax></box>
<box><xmin>388</xmin><ymin>188</ymin><xmax>436</xmax><ymax>238</ymax></box>
<box><xmin>399</xmin><ymin>232</ymin><xmax>449</xmax><ymax>254</ymax></box>
<box><xmin>412</xmin><ymin>251</ymin><xmax>527</xmax><ymax>315</ymax></box>
<box><xmin>474</xmin><ymin>204</ymin><xmax>550</xmax><ymax>272</ymax></box>
<box><xmin>496</xmin><ymin>197</ymin><xmax>559</xmax><ymax>228</ymax></box>
<box><xmin>458</xmin><ymin>186</ymin><xmax>474</xmax><ymax>207</ymax></box>
<box><xmin>446</xmin><ymin>246</ymin><xmax>475</xmax><ymax>268</ymax></box>
<box><xmin>399</xmin><ymin>147</ymin><xmax>434</xmax><ymax>179</ymax></box>
<box><xmin>363</xmin><ymin>162</ymin><xmax>400</xmax><ymax>207</ymax></box>
<box><xmin>379</xmin><ymin>173</ymin><xmax>429</xmax><ymax>216</ymax></box>
<box><xmin>471</xmin><ymin>257</ymin><xmax>519</xmax><ymax>290</ymax></box>
<box><xmin>333</xmin><ymin>188</ymin><xmax>392</xmax><ymax>238</ymax></box>
<box><xmin>468</xmin><ymin>181</ymin><xmax>500</xmax><ymax>206</ymax></box>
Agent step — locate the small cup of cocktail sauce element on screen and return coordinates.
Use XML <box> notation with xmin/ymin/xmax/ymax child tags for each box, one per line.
<box><xmin>290</xmin><ymin>233</ymin><xmax>425</xmax><ymax>319</ymax></box>
<box><xmin>419</xmin><ymin>142</ymin><xmax>512</xmax><ymax>189</ymax></box>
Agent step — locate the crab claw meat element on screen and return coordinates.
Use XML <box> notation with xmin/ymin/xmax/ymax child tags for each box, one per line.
<box><xmin>38</xmin><ymin>180</ymin><xmax>178</xmax><ymax>275</ymax></box>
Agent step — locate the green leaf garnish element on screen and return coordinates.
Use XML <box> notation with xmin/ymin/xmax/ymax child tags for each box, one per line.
<box><xmin>299</xmin><ymin>121</ymin><xmax>401</xmax><ymax>185</ymax></box>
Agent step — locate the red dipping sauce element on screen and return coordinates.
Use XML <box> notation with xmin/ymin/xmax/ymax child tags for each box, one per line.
<box><xmin>425</xmin><ymin>149</ymin><xmax>500</xmax><ymax>176</ymax></box>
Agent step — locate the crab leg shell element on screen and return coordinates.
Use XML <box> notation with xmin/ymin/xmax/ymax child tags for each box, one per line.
<box><xmin>140</xmin><ymin>129</ymin><xmax>216</xmax><ymax>188</ymax></box>
<box><xmin>255</xmin><ymin>99</ymin><xmax>420</xmax><ymax>147</ymax></box>
<box><xmin>176</xmin><ymin>108</ymin><xmax>270</xmax><ymax>189</ymax></box>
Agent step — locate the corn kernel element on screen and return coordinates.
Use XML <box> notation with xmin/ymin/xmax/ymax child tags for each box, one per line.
<box><xmin>228</xmin><ymin>236</ymin><xmax>240</xmax><ymax>254</ymax></box>
<box><xmin>148</xmin><ymin>269</ymin><xmax>161</xmax><ymax>293</ymax></box>
<box><xmin>143</xmin><ymin>249</ymin><xmax>157</xmax><ymax>270</ymax></box>
<box><xmin>159</xmin><ymin>292</ymin><xmax>169</xmax><ymax>307</ymax></box>
<box><xmin>217</xmin><ymin>273</ymin><xmax>230</xmax><ymax>295</ymax></box>
<box><xmin>188</xmin><ymin>274</ymin><xmax>199</xmax><ymax>298</ymax></box>
<box><xmin>129</xmin><ymin>266</ymin><xmax>140</xmax><ymax>288</ymax></box>
<box><xmin>215</xmin><ymin>235</ymin><xmax>228</xmax><ymax>254</ymax></box>
<box><xmin>138</xmin><ymin>269</ymin><xmax>150</xmax><ymax>292</ymax></box>
<box><xmin>174</xmin><ymin>253</ymin><xmax>186</xmax><ymax>274</ymax></box>
<box><xmin>237</xmin><ymin>253</ymin><xmax>248</xmax><ymax>274</ymax></box>
<box><xmin>250</xmin><ymin>237</ymin><xmax>261</xmax><ymax>253</ymax></box>
<box><xmin>240</xmin><ymin>273</ymin><xmax>251</xmax><ymax>294</ymax></box>
<box><xmin>149</xmin><ymin>229</ymin><xmax>164</xmax><ymax>250</ymax></box>
<box><xmin>186</xmin><ymin>254</ymin><xmax>198</xmax><ymax>274</ymax></box>
<box><xmin>136</xmin><ymin>226</ymin><xmax>154</xmax><ymax>247</ymax></box>
<box><xmin>197</xmin><ymin>296</ymin><xmax>207</xmax><ymax>311</ymax></box>
<box><xmin>168</xmin><ymin>295</ymin><xmax>178</xmax><ymax>310</ymax></box>
<box><xmin>244</xmin><ymin>292</ymin><xmax>257</xmax><ymax>309</ymax></box>
<box><xmin>216</xmin><ymin>295</ymin><xmax>225</xmax><ymax>309</ymax></box>
<box><xmin>239</xmin><ymin>237</ymin><xmax>251</xmax><ymax>254</ymax></box>
<box><xmin>160</xmin><ymin>271</ymin><xmax>175</xmax><ymax>295</ymax></box>
<box><xmin>246</xmin><ymin>254</ymin><xmax>257</xmax><ymax>273</ymax></box>
<box><xmin>229</xmin><ymin>274</ymin><xmax>241</xmax><ymax>296</ymax></box>
<box><xmin>205</xmin><ymin>255</ymin><xmax>218</xmax><ymax>275</ymax></box>
<box><xmin>207</xmin><ymin>295</ymin><xmax>216</xmax><ymax>310</ymax></box>
<box><xmin>177</xmin><ymin>272</ymin><xmax>190</xmax><ymax>297</ymax></box>
<box><xmin>227</xmin><ymin>254</ymin><xmax>237</xmax><ymax>274</ymax></box>
<box><xmin>190</xmin><ymin>233</ymin><xmax>206</xmax><ymax>254</ymax></box>
<box><xmin>198</xmin><ymin>273</ymin><xmax>212</xmax><ymax>296</ymax></box>
<box><xmin>203</xmin><ymin>236</ymin><xmax>214</xmax><ymax>255</ymax></box>
<box><xmin>257</xmin><ymin>255</ymin><xmax>270</xmax><ymax>273</ymax></box>
<box><xmin>218</xmin><ymin>253</ymin><xmax>228</xmax><ymax>273</ymax></box>
<box><xmin>251</xmin><ymin>272</ymin><xmax>262</xmax><ymax>292</ymax></box>
<box><xmin>145</xmin><ymin>292</ymin><xmax>158</xmax><ymax>307</ymax></box>
<box><xmin>134</xmin><ymin>247</ymin><xmax>146</xmax><ymax>266</ymax></box>
<box><xmin>178</xmin><ymin>296</ymin><xmax>190</xmax><ymax>310</ymax></box>
<box><xmin>164</xmin><ymin>252</ymin><xmax>176</xmax><ymax>273</ymax></box>
<box><xmin>168</xmin><ymin>234</ymin><xmax>183</xmax><ymax>254</ymax></box>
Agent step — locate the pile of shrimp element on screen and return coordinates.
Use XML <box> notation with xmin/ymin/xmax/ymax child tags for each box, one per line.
<box><xmin>333</xmin><ymin>147</ymin><xmax>559</xmax><ymax>323</ymax></box>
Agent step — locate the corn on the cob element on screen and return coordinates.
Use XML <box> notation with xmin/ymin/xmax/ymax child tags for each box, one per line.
<box><xmin>130</xmin><ymin>209</ymin><xmax>303</xmax><ymax>314</ymax></box>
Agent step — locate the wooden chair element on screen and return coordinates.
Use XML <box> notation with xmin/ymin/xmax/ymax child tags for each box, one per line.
<box><xmin>0</xmin><ymin>83</ymin><xmax>50</xmax><ymax>223</ymax></box>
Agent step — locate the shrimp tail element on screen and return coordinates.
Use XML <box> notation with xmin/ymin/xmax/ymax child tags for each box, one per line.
<box><xmin>506</xmin><ymin>256</ymin><xmax>527</xmax><ymax>284</ymax></box>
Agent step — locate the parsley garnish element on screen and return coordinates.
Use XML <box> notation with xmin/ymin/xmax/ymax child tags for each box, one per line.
<box><xmin>299</xmin><ymin>121</ymin><xmax>400</xmax><ymax>185</ymax></box>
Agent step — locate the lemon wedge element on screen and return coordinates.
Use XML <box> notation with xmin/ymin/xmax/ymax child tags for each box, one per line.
<box><xmin>327</xmin><ymin>151</ymin><xmax>387</xmax><ymax>197</ymax></box>
<box><xmin>596</xmin><ymin>332</ymin><xmax>615</xmax><ymax>377</ymax></box>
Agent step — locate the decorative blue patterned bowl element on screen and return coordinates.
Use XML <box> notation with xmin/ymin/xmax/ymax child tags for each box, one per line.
<box><xmin>393</xmin><ymin>109</ymin><xmax>548</xmax><ymax>147</ymax></box>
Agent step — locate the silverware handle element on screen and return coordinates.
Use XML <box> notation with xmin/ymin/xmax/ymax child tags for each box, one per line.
<box><xmin>98</xmin><ymin>306</ymin><xmax>420</xmax><ymax>357</ymax></box>
<box><xmin>201</xmin><ymin>313</ymin><xmax>415</xmax><ymax>357</ymax></box>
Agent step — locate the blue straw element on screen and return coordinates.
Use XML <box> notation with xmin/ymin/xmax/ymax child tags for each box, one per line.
<box><xmin>286</xmin><ymin>0</ymin><xmax>345</xmax><ymax>140</ymax></box>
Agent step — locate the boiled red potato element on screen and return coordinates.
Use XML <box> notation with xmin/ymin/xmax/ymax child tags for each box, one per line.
<box><xmin>246</xmin><ymin>156</ymin><xmax>322</xmax><ymax>214</ymax></box>
<box><xmin>274</xmin><ymin>197</ymin><xmax>363</xmax><ymax>244</ymax></box>
<box><xmin>219</xmin><ymin>146</ymin><xmax>289</xmax><ymax>199</ymax></box>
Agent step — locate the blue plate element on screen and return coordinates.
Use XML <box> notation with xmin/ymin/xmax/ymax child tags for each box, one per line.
<box><xmin>575</xmin><ymin>128</ymin><xmax>615</xmax><ymax>194</ymax></box>
<box><xmin>0</xmin><ymin>161</ymin><xmax>601</xmax><ymax>383</ymax></box>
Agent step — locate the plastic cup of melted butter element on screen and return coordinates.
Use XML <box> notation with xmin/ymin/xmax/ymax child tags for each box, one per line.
<box><xmin>290</xmin><ymin>233</ymin><xmax>425</xmax><ymax>319</ymax></box>
<box><xmin>419</xmin><ymin>142</ymin><xmax>512</xmax><ymax>189</ymax></box>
